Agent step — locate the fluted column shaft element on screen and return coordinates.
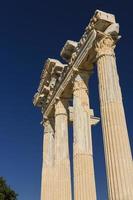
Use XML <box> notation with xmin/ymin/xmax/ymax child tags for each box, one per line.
<box><xmin>54</xmin><ymin>99</ymin><xmax>72</xmax><ymax>200</ymax></box>
<box><xmin>41</xmin><ymin>118</ymin><xmax>55</xmax><ymax>200</ymax></box>
<box><xmin>73</xmin><ymin>71</ymin><xmax>97</xmax><ymax>200</ymax></box>
<box><xmin>96</xmin><ymin>36</ymin><xmax>133</xmax><ymax>199</ymax></box>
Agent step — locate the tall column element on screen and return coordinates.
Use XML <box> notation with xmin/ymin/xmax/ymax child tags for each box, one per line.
<box><xmin>73</xmin><ymin>71</ymin><xmax>97</xmax><ymax>200</ymax></box>
<box><xmin>96</xmin><ymin>35</ymin><xmax>133</xmax><ymax>199</ymax></box>
<box><xmin>41</xmin><ymin>118</ymin><xmax>55</xmax><ymax>200</ymax></box>
<box><xmin>54</xmin><ymin>98</ymin><xmax>72</xmax><ymax>200</ymax></box>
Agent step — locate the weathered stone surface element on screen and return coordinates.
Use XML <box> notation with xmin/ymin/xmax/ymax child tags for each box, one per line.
<box><xmin>73</xmin><ymin>71</ymin><xmax>97</xmax><ymax>200</ymax></box>
<box><xmin>41</xmin><ymin>119</ymin><xmax>55</xmax><ymax>200</ymax></box>
<box><xmin>60</xmin><ymin>40</ymin><xmax>78</xmax><ymax>62</ymax></box>
<box><xmin>87</xmin><ymin>10</ymin><xmax>116</xmax><ymax>32</ymax></box>
<box><xmin>39</xmin><ymin>10</ymin><xmax>119</xmax><ymax>117</ymax></box>
<box><xmin>33</xmin><ymin>58</ymin><xmax>67</xmax><ymax>107</ymax></box>
<box><xmin>69</xmin><ymin>106</ymin><xmax>100</xmax><ymax>125</ymax></box>
<box><xmin>54</xmin><ymin>99</ymin><xmax>72</xmax><ymax>200</ymax></box>
<box><xmin>33</xmin><ymin>10</ymin><xmax>133</xmax><ymax>200</ymax></box>
<box><xmin>96</xmin><ymin>35</ymin><xmax>133</xmax><ymax>200</ymax></box>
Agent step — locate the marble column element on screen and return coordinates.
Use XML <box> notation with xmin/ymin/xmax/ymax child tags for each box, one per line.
<box><xmin>96</xmin><ymin>36</ymin><xmax>133</xmax><ymax>199</ymax></box>
<box><xmin>41</xmin><ymin>118</ymin><xmax>55</xmax><ymax>200</ymax></box>
<box><xmin>54</xmin><ymin>98</ymin><xmax>72</xmax><ymax>200</ymax></box>
<box><xmin>73</xmin><ymin>71</ymin><xmax>97</xmax><ymax>200</ymax></box>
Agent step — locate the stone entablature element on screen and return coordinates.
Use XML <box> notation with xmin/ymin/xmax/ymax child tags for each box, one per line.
<box><xmin>33</xmin><ymin>10</ymin><xmax>120</xmax><ymax>118</ymax></box>
<box><xmin>33</xmin><ymin>9</ymin><xmax>133</xmax><ymax>200</ymax></box>
<box><xmin>33</xmin><ymin>59</ymin><xmax>67</xmax><ymax>107</ymax></box>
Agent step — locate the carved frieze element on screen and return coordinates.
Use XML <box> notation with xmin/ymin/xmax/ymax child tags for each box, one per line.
<box><xmin>33</xmin><ymin>10</ymin><xmax>120</xmax><ymax>116</ymax></box>
<box><xmin>33</xmin><ymin>59</ymin><xmax>67</xmax><ymax>107</ymax></box>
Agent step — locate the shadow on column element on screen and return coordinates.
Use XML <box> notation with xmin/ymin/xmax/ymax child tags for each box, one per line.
<box><xmin>68</xmin><ymin>124</ymin><xmax>74</xmax><ymax>200</ymax></box>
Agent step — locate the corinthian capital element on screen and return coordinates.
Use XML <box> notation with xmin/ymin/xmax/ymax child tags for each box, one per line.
<box><xmin>95</xmin><ymin>36</ymin><xmax>116</xmax><ymax>59</ymax></box>
<box><xmin>73</xmin><ymin>70</ymin><xmax>93</xmax><ymax>92</ymax></box>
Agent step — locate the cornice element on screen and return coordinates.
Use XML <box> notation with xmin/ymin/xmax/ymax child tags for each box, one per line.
<box><xmin>33</xmin><ymin>10</ymin><xmax>120</xmax><ymax>117</ymax></box>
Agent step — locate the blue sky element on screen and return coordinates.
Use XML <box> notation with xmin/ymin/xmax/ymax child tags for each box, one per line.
<box><xmin>0</xmin><ymin>0</ymin><xmax>133</xmax><ymax>199</ymax></box>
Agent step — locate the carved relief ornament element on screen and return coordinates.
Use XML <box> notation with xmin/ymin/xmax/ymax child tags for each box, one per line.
<box><xmin>95</xmin><ymin>36</ymin><xmax>116</xmax><ymax>59</ymax></box>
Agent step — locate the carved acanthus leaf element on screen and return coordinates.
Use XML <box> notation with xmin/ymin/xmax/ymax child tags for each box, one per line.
<box><xmin>95</xmin><ymin>36</ymin><xmax>116</xmax><ymax>58</ymax></box>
